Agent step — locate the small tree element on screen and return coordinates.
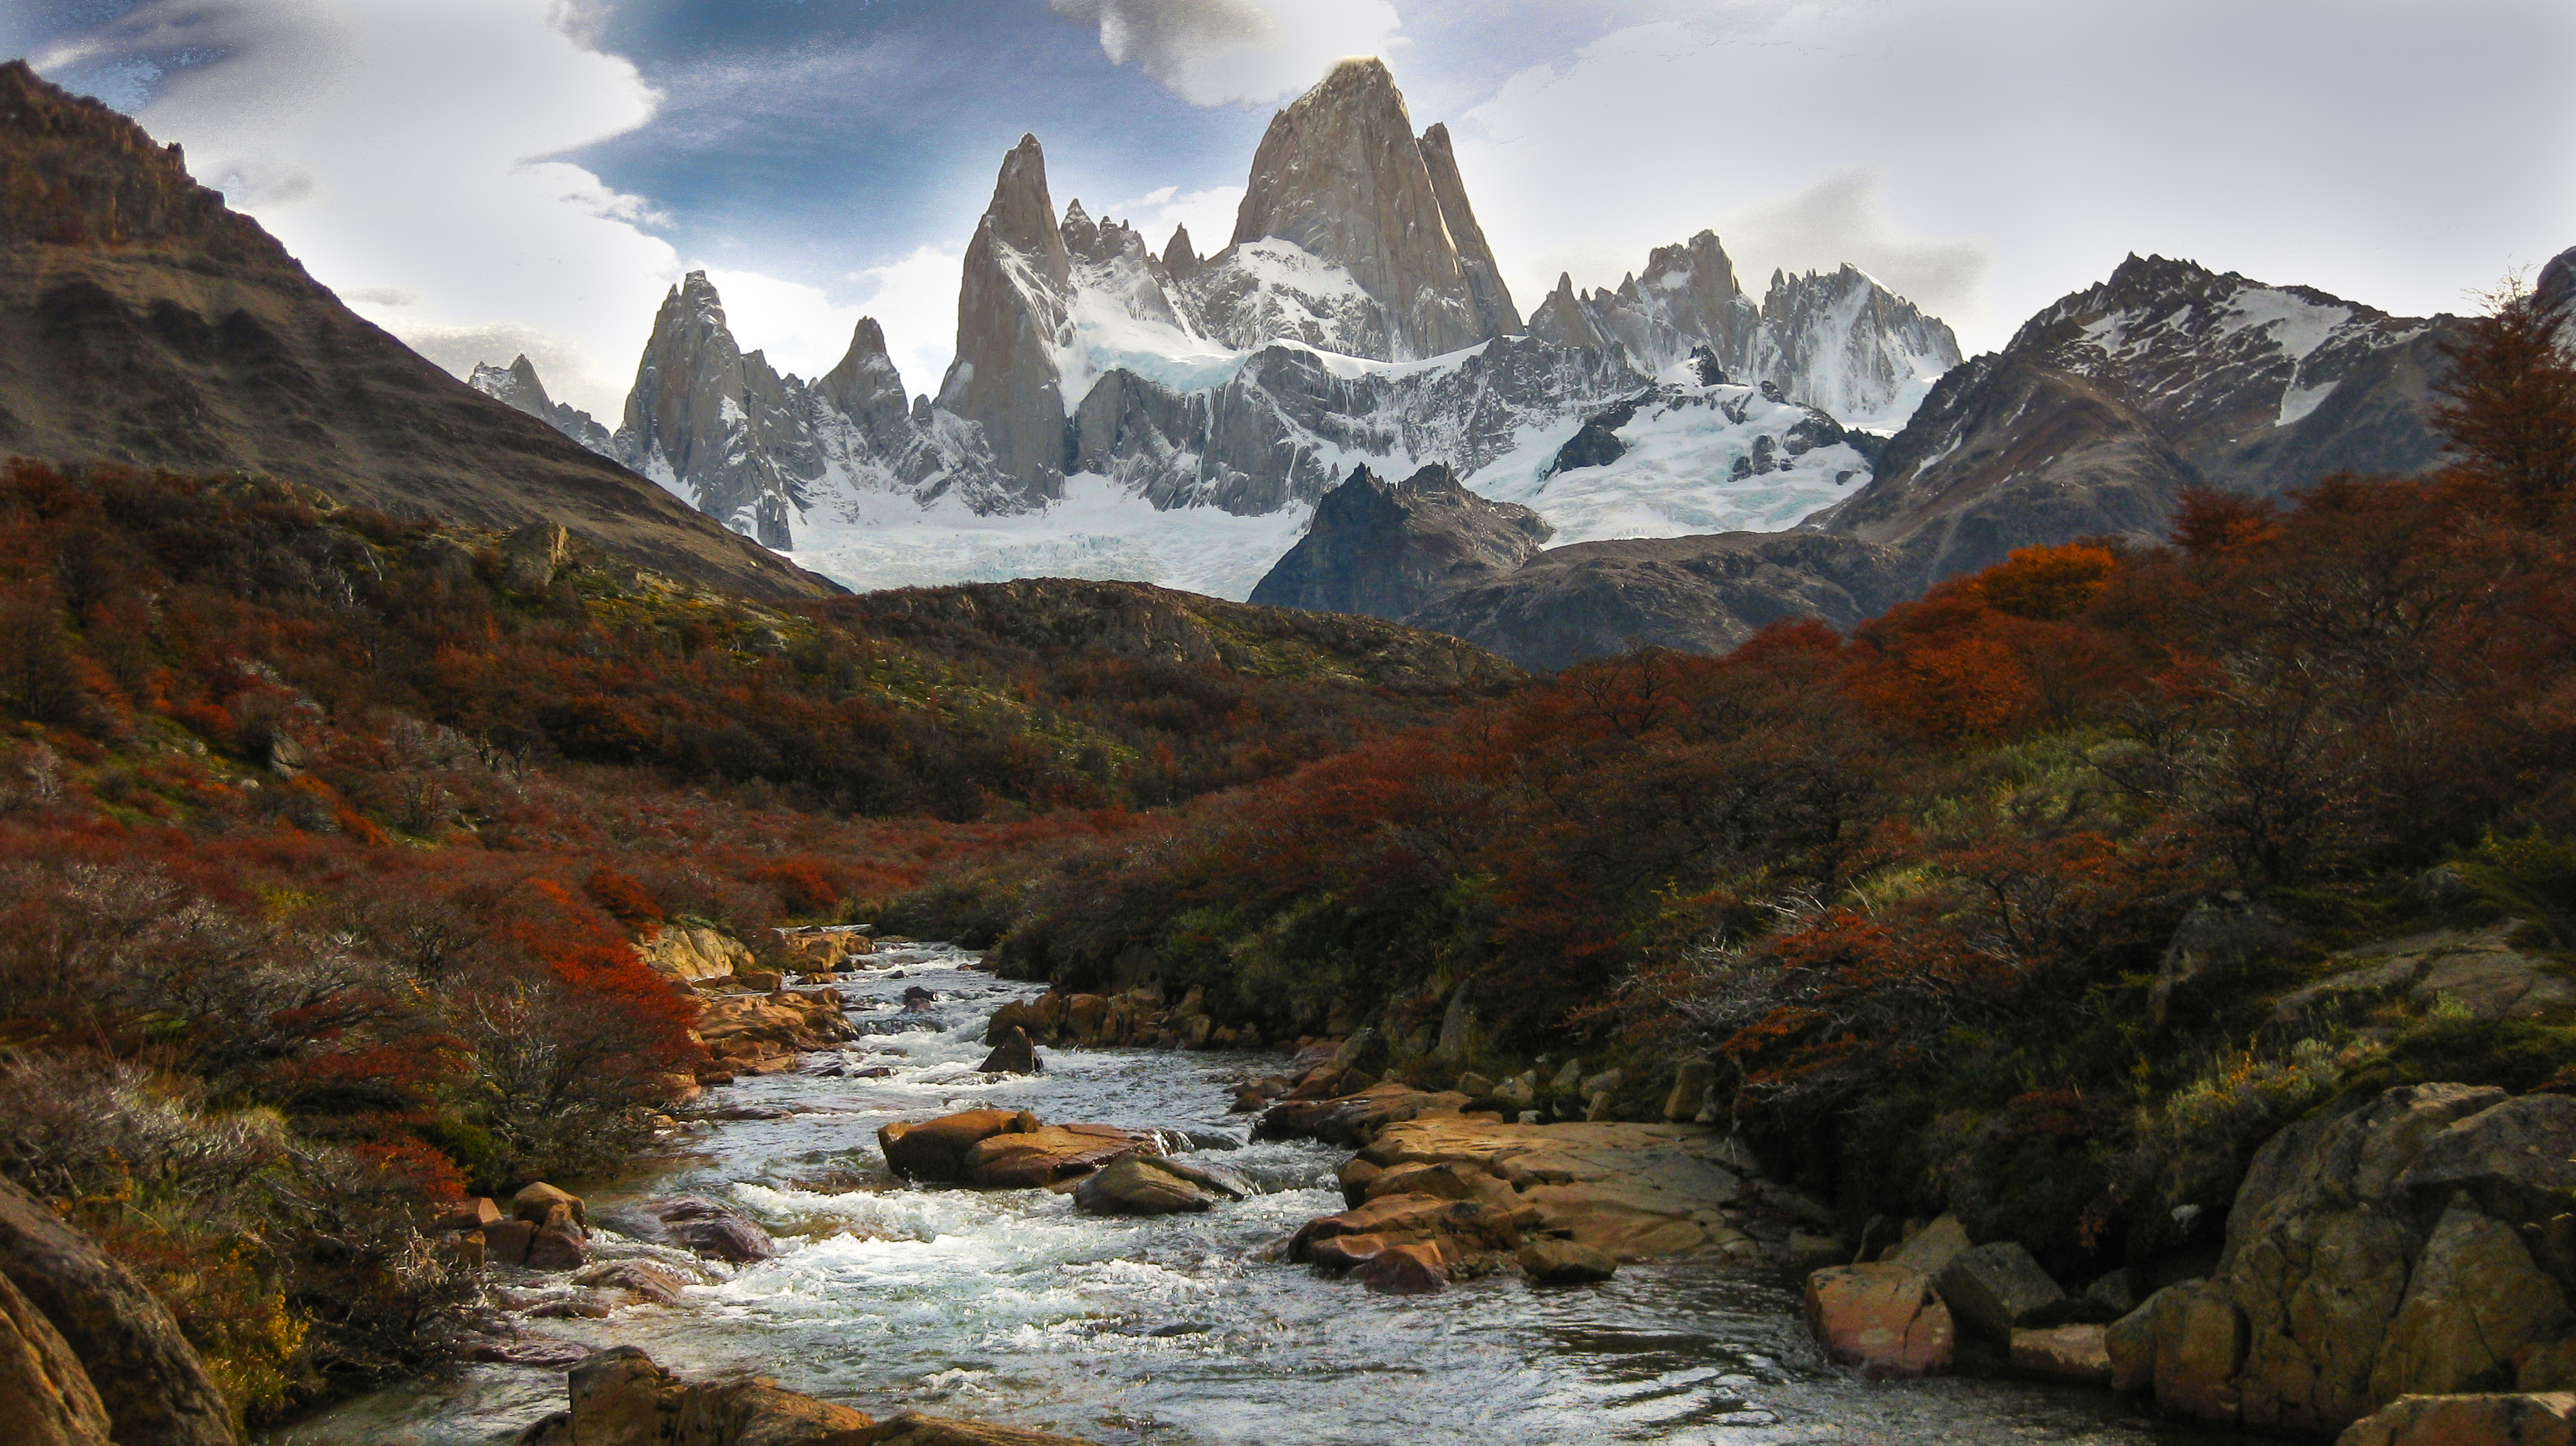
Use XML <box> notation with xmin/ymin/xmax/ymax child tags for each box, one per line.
<box><xmin>2435</xmin><ymin>273</ymin><xmax>2576</xmax><ymax>522</ymax></box>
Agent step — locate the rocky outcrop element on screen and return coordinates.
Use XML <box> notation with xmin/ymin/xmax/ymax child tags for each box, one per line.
<box><xmin>1249</xmin><ymin>464</ymin><xmax>1551</xmax><ymax>620</ymax></box>
<box><xmin>616</xmin><ymin>273</ymin><xmax>824</xmax><ymax>548</ymax></box>
<box><xmin>695</xmin><ymin>988</ymin><xmax>858</xmax><ymax>1074</ymax></box>
<box><xmin>938</xmin><ymin>135</ymin><xmax>1074</xmax><ymax>497</ymax></box>
<box><xmin>1211</xmin><ymin>58</ymin><xmax>1510</xmax><ymax>361</ymax></box>
<box><xmin>638</xmin><ymin>924</ymin><xmax>755</xmax><ymax>983</ymax></box>
<box><xmin>814</xmin><ymin>318</ymin><xmax>916</xmax><ymax>451</ymax></box>
<box><xmin>0</xmin><ymin>61</ymin><xmax>829</xmax><ymax>602</ymax></box>
<box><xmin>0</xmin><ymin>1176</ymin><xmax>235</xmax><ymax>1446</ymax></box>
<box><xmin>0</xmin><ymin>1267</ymin><xmax>111</xmax><ymax>1446</ymax></box>
<box><xmin>467</xmin><ymin>355</ymin><xmax>614</xmax><ymax>455</ymax></box>
<box><xmin>2119</xmin><ymin>1084</ymin><xmax>2576</xmax><ymax>1435</ymax></box>
<box><xmin>1414</xmin><ymin>123</ymin><xmax>1519</xmax><ymax>345</ymax></box>
<box><xmin>518</xmin><ymin>1347</ymin><xmax>1101</xmax><ymax>1446</ymax></box>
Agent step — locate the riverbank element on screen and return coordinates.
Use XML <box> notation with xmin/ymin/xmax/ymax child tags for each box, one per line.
<box><xmin>260</xmin><ymin>942</ymin><xmax>2254</xmax><ymax>1446</ymax></box>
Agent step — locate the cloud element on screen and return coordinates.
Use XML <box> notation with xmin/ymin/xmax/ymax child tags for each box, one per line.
<box><xmin>1451</xmin><ymin>0</ymin><xmax>2576</xmax><ymax>354</ymax></box>
<box><xmin>1721</xmin><ymin>171</ymin><xmax>1990</xmax><ymax>324</ymax></box>
<box><xmin>1048</xmin><ymin>0</ymin><xmax>1404</xmax><ymax>106</ymax></box>
<box><xmin>33</xmin><ymin>0</ymin><xmax>679</xmax><ymax>417</ymax></box>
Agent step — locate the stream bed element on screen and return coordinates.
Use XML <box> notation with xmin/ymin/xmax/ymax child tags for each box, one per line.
<box><xmin>265</xmin><ymin>945</ymin><xmax>2242</xmax><ymax>1446</ymax></box>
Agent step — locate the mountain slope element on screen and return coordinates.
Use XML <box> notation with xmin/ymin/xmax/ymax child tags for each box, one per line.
<box><xmin>0</xmin><ymin>61</ymin><xmax>831</xmax><ymax>601</ymax></box>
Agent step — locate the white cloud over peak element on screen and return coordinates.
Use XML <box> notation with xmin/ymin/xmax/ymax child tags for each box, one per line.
<box><xmin>1048</xmin><ymin>0</ymin><xmax>1404</xmax><ymax>106</ymax></box>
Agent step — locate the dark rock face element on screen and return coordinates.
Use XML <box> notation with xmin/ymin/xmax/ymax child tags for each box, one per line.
<box><xmin>1250</xmin><ymin>464</ymin><xmax>1551</xmax><ymax>622</ymax></box>
<box><xmin>938</xmin><ymin>133</ymin><xmax>1073</xmax><ymax>497</ymax></box>
<box><xmin>1547</xmin><ymin>395</ymin><xmax>1646</xmax><ymax>475</ymax></box>
<box><xmin>979</xmin><ymin>1024</ymin><xmax>1041</xmax><ymax>1075</ymax></box>
<box><xmin>616</xmin><ymin>273</ymin><xmax>820</xmax><ymax>549</ymax></box>
<box><xmin>1813</xmin><ymin>253</ymin><xmax>2460</xmax><ymax>586</ymax></box>
<box><xmin>1412</xmin><ymin>531</ymin><xmax>1911</xmax><ymax>672</ymax></box>
<box><xmin>1219</xmin><ymin>58</ymin><xmax>1513</xmax><ymax>361</ymax></box>
<box><xmin>0</xmin><ymin>1177</ymin><xmax>236</xmax><ymax>1446</ymax></box>
<box><xmin>0</xmin><ymin>61</ymin><xmax>829</xmax><ymax>602</ymax></box>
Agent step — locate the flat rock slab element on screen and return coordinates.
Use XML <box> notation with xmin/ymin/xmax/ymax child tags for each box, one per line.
<box><xmin>1805</xmin><ymin>1264</ymin><xmax>1953</xmax><ymax>1379</ymax></box>
<box><xmin>2013</xmin><ymin>1324</ymin><xmax>2113</xmax><ymax>1384</ymax></box>
<box><xmin>1360</xmin><ymin>1118</ymin><xmax>1754</xmax><ymax>1259</ymax></box>
<box><xmin>2279</xmin><ymin>924</ymin><xmax>2576</xmax><ymax>1025</ymax></box>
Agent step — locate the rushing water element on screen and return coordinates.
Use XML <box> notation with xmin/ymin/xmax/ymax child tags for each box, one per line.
<box><xmin>267</xmin><ymin>946</ymin><xmax>2242</xmax><ymax>1446</ymax></box>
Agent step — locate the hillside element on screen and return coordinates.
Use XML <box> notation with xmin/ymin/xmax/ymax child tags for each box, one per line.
<box><xmin>0</xmin><ymin>61</ymin><xmax>829</xmax><ymax>601</ymax></box>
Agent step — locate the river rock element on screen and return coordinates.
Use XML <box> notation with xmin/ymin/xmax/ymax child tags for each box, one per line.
<box><xmin>1803</xmin><ymin>1264</ymin><xmax>1953</xmax><ymax>1378</ymax></box>
<box><xmin>434</xmin><ymin>1197</ymin><xmax>503</xmax><ymax>1234</ymax></box>
<box><xmin>599</xmin><ymin>1198</ymin><xmax>777</xmax><ymax>1264</ymax></box>
<box><xmin>526</xmin><ymin>1344</ymin><xmax>1104</xmax><ymax>1446</ymax></box>
<box><xmin>979</xmin><ymin>1026</ymin><xmax>1041</xmax><ymax>1075</ymax></box>
<box><xmin>2337</xmin><ymin>1392</ymin><xmax>2576</xmax><ymax>1446</ymax></box>
<box><xmin>2012</xmin><ymin>1324</ymin><xmax>2113</xmax><ymax>1384</ymax></box>
<box><xmin>572</xmin><ymin>1259</ymin><xmax>697</xmax><ymax>1308</ymax></box>
<box><xmin>698</xmin><ymin>987</ymin><xmax>858</xmax><ymax>1073</ymax></box>
<box><xmin>1257</xmin><ymin>1080</ymin><xmax>1479</xmax><ymax>1146</ymax></box>
<box><xmin>1936</xmin><ymin>1242</ymin><xmax>2068</xmax><ymax>1342</ymax></box>
<box><xmin>1363</xmin><ymin>1162</ymin><xmax>1480</xmax><ymax>1203</ymax></box>
<box><xmin>1073</xmin><ymin>1156</ymin><xmax>1250</xmax><ymax>1216</ymax></box>
<box><xmin>962</xmin><ymin>1124</ymin><xmax>1150</xmax><ymax>1190</ymax></box>
<box><xmin>880</xmin><ymin>1109</ymin><xmax>1037</xmax><ymax>1183</ymax></box>
<box><xmin>511</xmin><ymin>1182</ymin><xmax>587</xmax><ymax>1229</ymax></box>
<box><xmin>485</xmin><ymin>1219</ymin><xmax>535</xmax><ymax>1266</ymax></box>
<box><xmin>1359</xmin><ymin>1117</ymin><xmax>1752</xmax><ymax>1260</ymax></box>
<box><xmin>1517</xmin><ymin>1237</ymin><xmax>1617</xmax><ymax>1285</ymax></box>
<box><xmin>638</xmin><ymin>925</ymin><xmax>755</xmax><ymax>984</ymax></box>
<box><xmin>1291</xmin><ymin>1193</ymin><xmax>1523</xmax><ymax>1272</ymax></box>
<box><xmin>0</xmin><ymin>1266</ymin><xmax>111</xmax><ymax>1446</ymax></box>
<box><xmin>525</xmin><ymin>1203</ymin><xmax>589</xmax><ymax>1271</ymax></box>
<box><xmin>0</xmin><ymin>1177</ymin><xmax>239</xmax><ymax>1446</ymax></box>
<box><xmin>1356</xmin><ymin>1240</ymin><xmax>1448</xmax><ymax>1296</ymax></box>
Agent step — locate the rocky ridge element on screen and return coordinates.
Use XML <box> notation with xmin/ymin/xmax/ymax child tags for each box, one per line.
<box><xmin>1248</xmin><ymin>463</ymin><xmax>1551</xmax><ymax>621</ymax></box>
<box><xmin>466</xmin><ymin>355</ymin><xmax>613</xmax><ymax>454</ymax></box>
<box><xmin>0</xmin><ymin>61</ymin><xmax>831</xmax><ymax>602</ymax></box>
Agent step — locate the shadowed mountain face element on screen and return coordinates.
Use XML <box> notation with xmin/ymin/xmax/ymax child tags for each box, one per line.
<box><xmin>1248</xmin><ymin>463</ymin><xmax>1551</xmax><ymax>622</ymax></box>
<box><xmin>0</xmin><ymin>61</ymin><xmax>833</xmax><ymax>601</ymax></box>
<box><xmin>1306</xmin><ymin>253</ymin><xmax>2487</xmax><ymax>670</ymax></box>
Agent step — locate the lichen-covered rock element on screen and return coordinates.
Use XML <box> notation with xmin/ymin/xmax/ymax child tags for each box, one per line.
<box><xmin>1803</xmin><ymin>1264</ymin><xmax>1953</xmax><ymax>1379</ymax></box>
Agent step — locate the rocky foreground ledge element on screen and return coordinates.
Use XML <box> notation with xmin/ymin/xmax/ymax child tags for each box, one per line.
<box><xmin>515</xmin><ymin>1346</ymin><xmax>1098</xmax><ymax>1445</ymax></box>
<box><xmin>1803</xmin><ymin>1083</ymin><xmax>2576</xmax><ymax>1446</ymax></box>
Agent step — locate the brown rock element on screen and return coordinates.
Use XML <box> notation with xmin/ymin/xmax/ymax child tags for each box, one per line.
<box><xmin>0</xmin><ymin>1176</ymin><xmax>236</xmax><ymax>1446</ymax></box>
<box><xmin>1355</xmin><ymin>1116</ymin><xmax>1750</xmax><ymax>1261</ymax></box>
<box><xmin>1363</xmin><ymin>1162</ymin><xmax>1480</xmax><ymax>1203</ymax></box>
<box><xmin>1071</xmin><ymin>1156</ymin><xmax>1246</xmax><ymax>1217</ymax></box>
<box><xmin>1803</xmin><ymin>1264</ymin><xmax>1954</xmax><ymax>1379</ymax></box>
<box><xmin>879</xmin><ymin>1109</ymin><xmax>1032</xmax><ymax>1183</ymax></box>
<box><xmin>1884</xmin><ymin>1213</ymin><xmax>1971</xmax><ymax>1274</ymax></box>
<box><xmin>2012</xmin><ymin>1324</ymin><xmax>2113</xmax><ymax>1384</ymax></box>
<box><xmin>1289</xmin><ymin>1193</ymin><xmax>1521</xmax><ymax>1268</ymax></box>
<box><xmin>675</xmin><ymin>1374</ymin><xmax>873</xmax><ymax>1444</ymax></box>
<box><xmin>511</xmin><ymin>1182</ymin><xmax>588</xmax><ymax>1229</ymax></box>
<box><xmin>1517</xmin><ymin>1237</ymin><xmax>1617</xmax><ymax>1285</ymax></box>
<box><xmin>435</xmin><ymin>1197</ymin><xmax>503</xmax><ymax>1234</ymax></box>
<box><xmin>961</xmin><ymin>1124</ymin><xmax>1149</xmax><ymax>1190</ymax></box>
<box><xmin>978</xmin><ymin>1026</ymin><xmax>1041</xmax><ymax>1075</ymax></box>
<box><xmin>2107</xmin><ymin>1290</ymin><xmax>2164</xmax><ymax>1393</ymax></box>
<box><xmin>1356</xmin><ymin>1240</ymin><xmax>1448</xmax><ymax>1296</ymax></box>
<box><xmin>1936</xmin><ymin>1242</ymin><xmax>2068</xmax><ymax>1342</ymax></box>
<box><xmin>2371</xmin><ymin>1205</ymin><xmax>2570</xmax><ymax>1402</ymax></box>
<box><xmin>485</xmin><ymin>1220</ymin><xmax>535</xmax><ymax>1267</ymax></box>
<box><xmin>1307</xmin><ymin>1232</ymin><xmax>1390</xmax><ymax>1272</ymax></box>
<box><xmin>1338</xmin><ymin>1158</ymin><xmax>1384</xmax><ymax>1207</ymax></box>
<box><xmin>2336</xmin><ymin>1392</ymin><xmax>2576</xmax><ymax>1446</ymax></box>
<box><xmin>845</xmin><ymin>1410</ymin><xmax>1106</xmax><ymax>1445</ymax></box>
<box><xmin>0</xmin><ymin>1266</ymin><xmax>111</xmax><ymax>1446</ymax></box>
<box><xmin>572</xmin><ymin>1260</ymin><xmax>697</xmax><ymax>1308</ymax></box>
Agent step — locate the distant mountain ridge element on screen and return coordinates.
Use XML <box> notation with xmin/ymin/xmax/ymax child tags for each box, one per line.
<box><xmin>1266</xmin><ymin>251</ymin><xmax>2485</xmax><ymax>669</ymax></box>
<box><xmin>0</xmin><ymin>60</ymin><xmax>833</xmax><ymax>600</ymax></box>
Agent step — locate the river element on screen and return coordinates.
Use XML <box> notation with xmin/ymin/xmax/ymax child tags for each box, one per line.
<box><xmin>265</xmin><ymin>944</ymin><xmax>2240</xmax><ymax>1446</ymax></box>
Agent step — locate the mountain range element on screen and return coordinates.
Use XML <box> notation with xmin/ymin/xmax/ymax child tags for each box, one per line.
<box><xmin>1</xmin><ymin>53</ymin><xmax>2535</xmax><ymax>672</ymax></box>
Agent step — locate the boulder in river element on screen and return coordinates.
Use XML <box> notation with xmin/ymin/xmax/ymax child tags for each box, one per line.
<box><xmin>1517</xmin><ymin>1237</ymin><xmax>1617</xmax><ymax>1285</ymax></box>
<box><xmin>1803</xmin><ymin>1264</ymin><xmax>1953</xmax><ymax>1378</ymax></box>
<box><xmin>511</xmin><ymin>1181</ymin><xmax>587</xmax><ymax>1229</ymax></box>
<box><xmin>596</xmin><ymin>1197</ymin><xmax>777</xmax><ymax>1264</ymax></box>
<box><xmin>2010</xmin><ymin>1324</ymin><xmax>2112</xmax><ymax>1384</ymax></box>
<box><xmin>979</xmin><ymin>1025</ymin><xmax>1041</xmax><ymax>1074</ymax></box>
<box><xmin>1073</xmin><ymin>1156</ymin><xmax>1252</xmax><ymax>1216</ymax></box>
<box><xmin>963</xmin><ymin>1124</ymin><xmax>1151</xmax><ymax>1190</ymax></box>
<box><xmin>1355</xmin><ymin>1240</ymin><xmax>1448</xmax><ymax>1296</ymax></box>
<box><xmin>880</xmin><ymin>1109</ymin><xmax>1039</xmax><ymax>1183</ymax></box>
